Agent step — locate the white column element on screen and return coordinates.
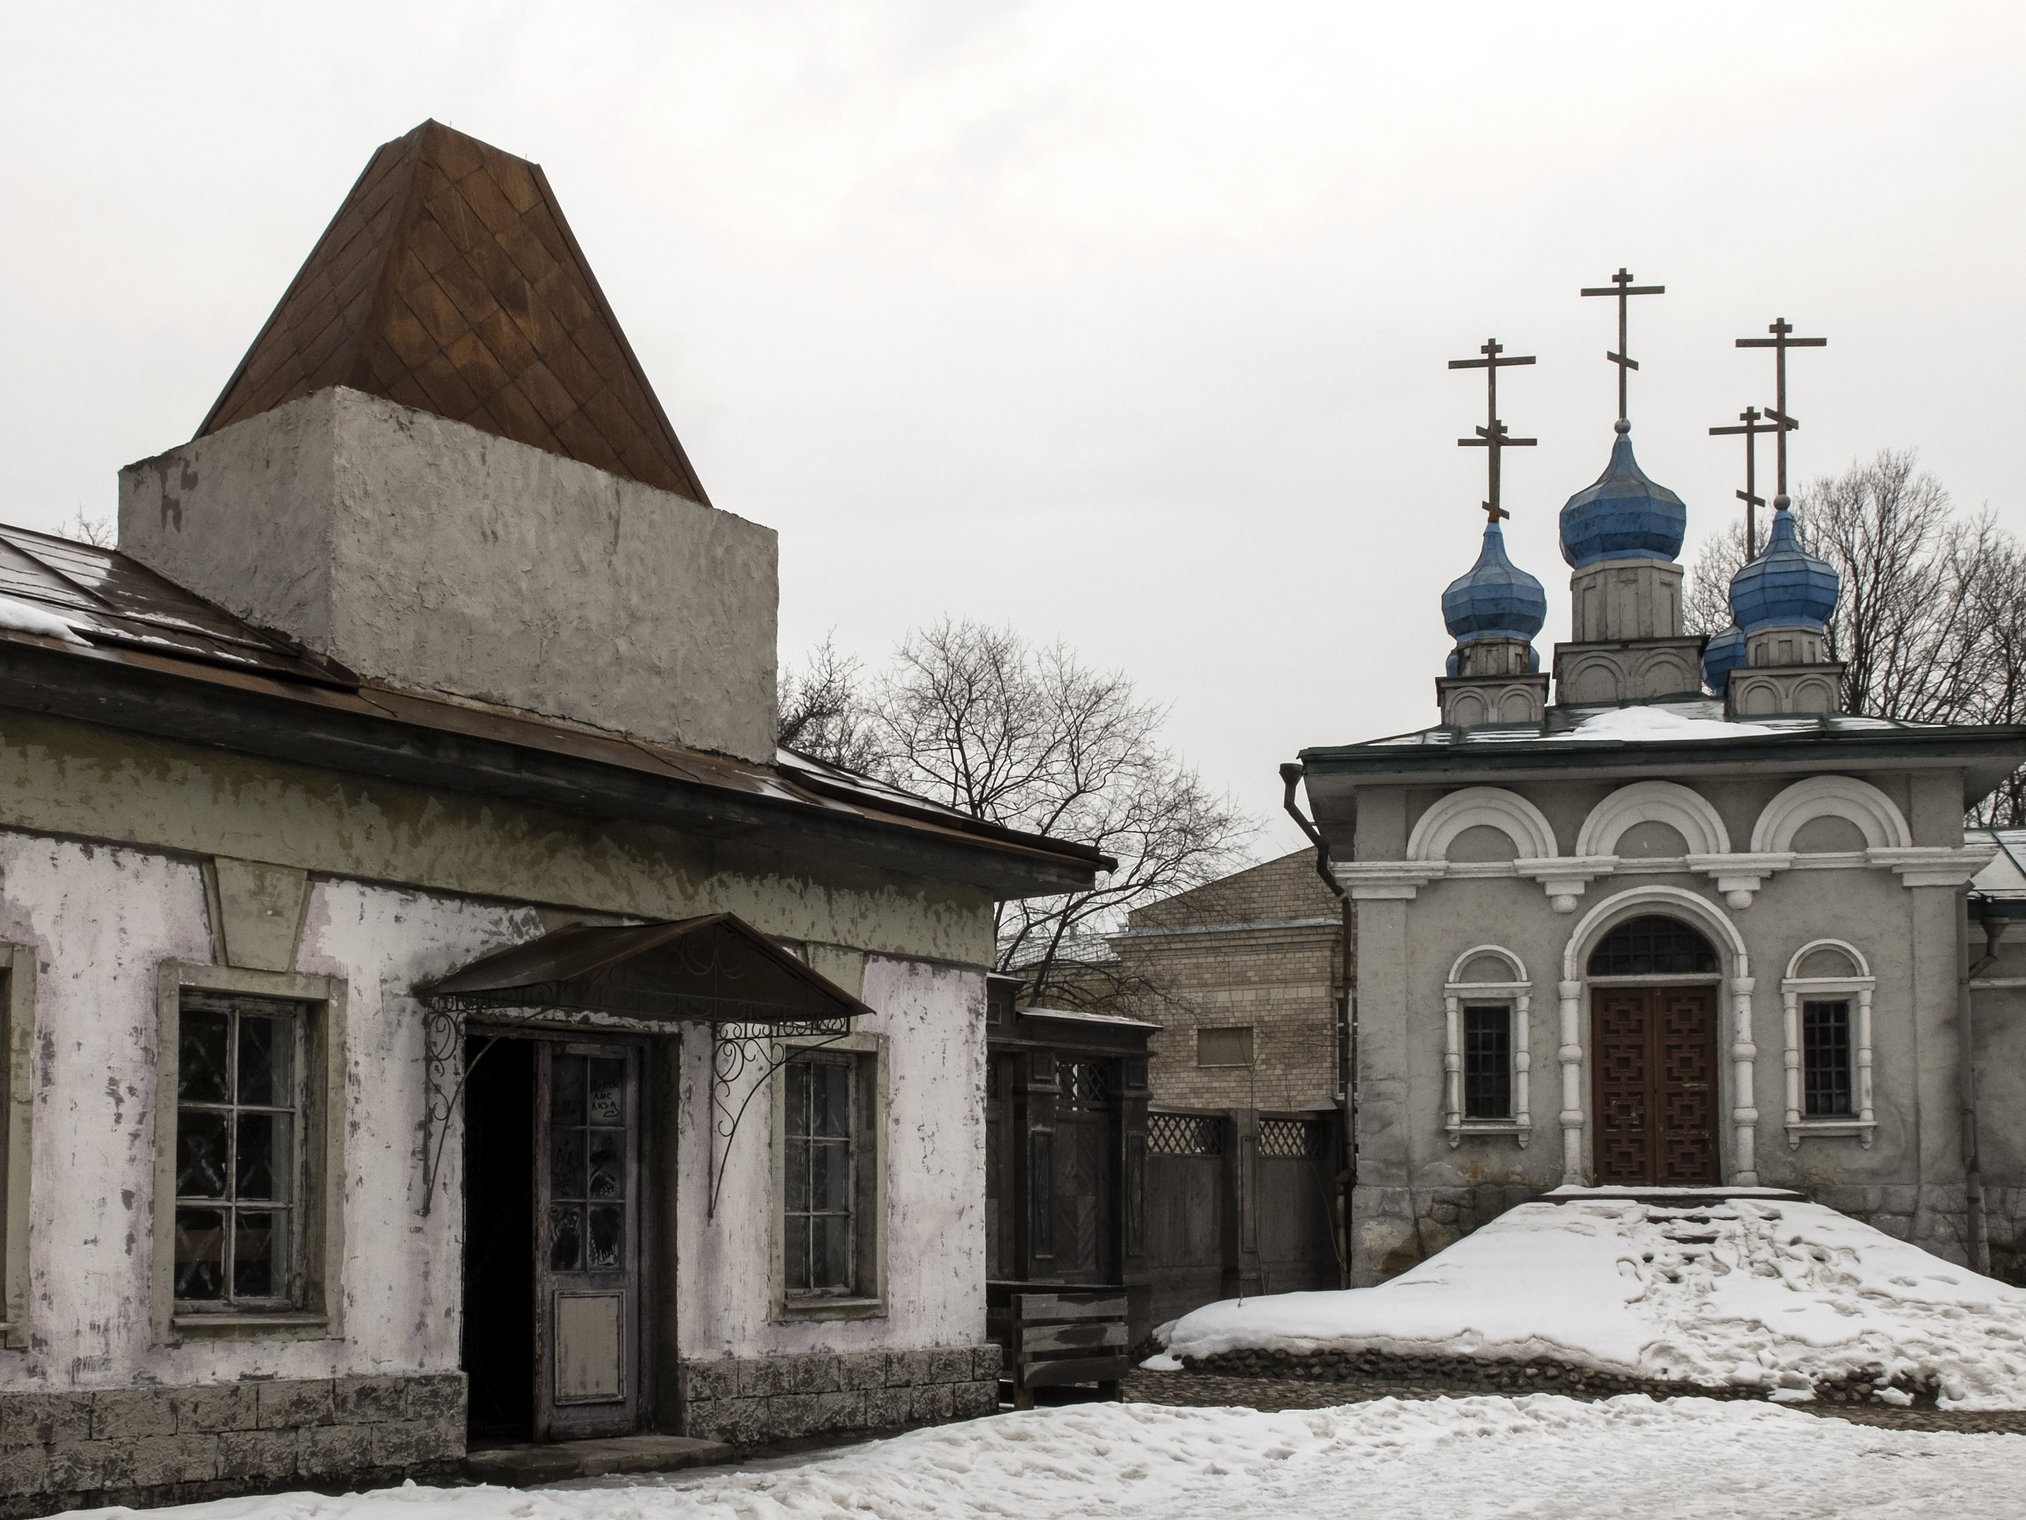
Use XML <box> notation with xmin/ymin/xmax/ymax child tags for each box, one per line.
<box><xmin>1856</xmin><ymin>986</ymin><xmax>1875</xmax><ymax>1146</ymax></box>
<box><xmin>1730</xmin><ymin>974</ymin><xmax>1758</xmax><ymax>1184</ymax></box>
<box><xmin>1514</xmin><ymin>992</ymin><xmax>1532</xmax><ymax>1147</ymax></box>
<box><xmin>1781</xmin><ymin>987</ymin><xmax>1801</xmax><ymax>1148</ymax></box>
<box><xmin>1558</xmin><ymin>979</ymin><xmax>1583</xmax><ymax>1184</ymax></box>
<box><xmin>1443</xmin><ymin>993</ymin><xmax>1462</xmax><ymax>1147</ymax></box>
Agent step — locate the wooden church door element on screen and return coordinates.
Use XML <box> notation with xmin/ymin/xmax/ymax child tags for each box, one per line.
<box><xmin>533</xmin><ymin>1041</ymin><xmax>643</xmax><ymax>1440</ymax></box>
<box><xmin>1591</xmin><ymin>988</ymin><xmax>1719</xmax><ymax>1184</ymax></box>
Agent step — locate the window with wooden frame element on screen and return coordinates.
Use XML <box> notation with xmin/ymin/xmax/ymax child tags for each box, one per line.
<box><xmin>152</xmin><ymin>962</ymin><xmax>345</xmax><ymax>1343</ymax></box>
<box><xmin>0</xmin><ymin>946</ymin><xmax>35</xmax><ymax>1350</ymax></box>
<box><xmin>771</xmin><ymin>1031</ymin><xmax>887</xmax><ymax>1319</ymax></box>
<box><xmin>1195</xmin><ymin>1026</ymin><xmax>1254</xmax><ymax>1068</ymax></box>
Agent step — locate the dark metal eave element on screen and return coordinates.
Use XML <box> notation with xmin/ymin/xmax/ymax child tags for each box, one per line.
<box><xmin>1300</xmin><ymin>723</ymin><xmax>2026</xmax><ymax>804</ymax></box>
<box><xmin>0</xmin><ymin>635</ymin><xmax>1101</xmax><ymax>900</ymax></box>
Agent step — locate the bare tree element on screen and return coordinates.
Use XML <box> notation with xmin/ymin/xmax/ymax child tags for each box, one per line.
<box><xmin>62</xmin><ymin>508</ymin><xmax>114</xmax><ymax>548</ymax></box>
<box><xmin>783</xmin><ymin>618</ymin><xmax>1253</xmax><ymax>1005</ymax></box>
<box><xmin>1686</xmin><ymin>449</ymin><xmax>2026</xmax><ymax>822</ymax></box>
<box><xmin>777</xmin><ymin>634</ymin><xmax>880</xmax><ymax>773</ymax></box>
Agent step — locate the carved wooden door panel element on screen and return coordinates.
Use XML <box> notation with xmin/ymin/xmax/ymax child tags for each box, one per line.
<box><xmin>533</xmin><ymin>1041</ymin><xmax>642</xmax><ymax>1440</ymax></box>
<box><xmin>1591</xmin><ymin>988</ymin><xmax>1718</xmax><ymax>1184</ymax></box>
<box><xmin>1050</xmin><ymin>1060</ymin><xmax>1117</xmax><ymax>1284</ymax></box>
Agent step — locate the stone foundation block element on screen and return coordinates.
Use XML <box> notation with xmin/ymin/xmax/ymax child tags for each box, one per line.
<box><xmin>680</xmin><ymin>1348</ymin><xmax>1000</xmax><ymax>1445</ymax></box>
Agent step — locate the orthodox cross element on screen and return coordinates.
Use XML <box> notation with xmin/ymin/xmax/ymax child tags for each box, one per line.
<box><xmin>1735</xmin><ymin>318</ymin><xmax>1826</xmax><ymax>508</ymax></box>
<box><xmin>1448</xmin><ymin>338</ymin><xmax>1536</xmax><ymax>524</ymax></box>
<box><xmin>1579</xmin><ymin>266</ymin><xmax>1664</xmax><ymax>423</ymax></box>
<box><xmin>1708</xmin><ymin>406</ymin><xmax>1782</xmax><ymax>558</ymax></box>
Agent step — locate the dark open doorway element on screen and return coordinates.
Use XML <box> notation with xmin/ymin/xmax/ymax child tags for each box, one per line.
<box><xmin>462</xmin><ymin>1037</ymin><xmax>535</xmax><ymax>1442</ymax></box>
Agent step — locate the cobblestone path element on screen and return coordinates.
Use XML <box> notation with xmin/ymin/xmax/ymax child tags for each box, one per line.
<box><xmin>1123</xmin><ymin>1370</ymin><xmax>2026</xmax><ymax>1436</ymax></box>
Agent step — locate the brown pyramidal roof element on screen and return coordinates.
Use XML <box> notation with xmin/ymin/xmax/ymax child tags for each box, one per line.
<box><xmin>198</xmin><ymin>120</ymin><xmax>710</xmax><ymax>503</ymax></box>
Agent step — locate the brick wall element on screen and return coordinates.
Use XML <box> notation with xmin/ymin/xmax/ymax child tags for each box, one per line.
<box><xmin>0</xmin><ymin>1372</ymin><xmax>463</xmax><ymax>1518</ymax></box>
<box><xmin>1112</xmin><ymin>851</ymin><xmax>1348</xmax><ymax>1112</ymax></box>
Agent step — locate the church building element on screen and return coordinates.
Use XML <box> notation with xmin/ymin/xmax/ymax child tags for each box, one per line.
<box><xmin>1294</xmin><ymin>286</ymin><xmax>2026</xmax><ymax>1285</ymax></box>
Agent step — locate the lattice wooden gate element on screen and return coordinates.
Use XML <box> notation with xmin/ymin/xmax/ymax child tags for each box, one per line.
<box><xmin>1591</xmin><ymin>987</ymin><xmax>1719</xmax><ymax>1184</ymax></box>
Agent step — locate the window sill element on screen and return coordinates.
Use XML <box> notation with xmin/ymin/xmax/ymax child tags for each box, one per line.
<box><xmin>773</xmin><ymin>1296</ymin><xmax>887</xmax><ymax>1322</ymax></box>
<box><xmin>167</xmin><ymin>1312</ymin><xmax>333</xmax><ymax>1343</ymax></box>
<box><xmin>1445</xmin><ymin>1120</ymin><xmax>1532</xmax><ymax>1148</ymax></box>
<box><xmin>1784</xmin><ymin>1119</ymin><xmax>1875</xmax><ymax>1149</ymax></box>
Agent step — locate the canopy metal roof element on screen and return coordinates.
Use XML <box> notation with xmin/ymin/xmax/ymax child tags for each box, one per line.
<box><xmin>417</xmin><ymin>913</ymin><xmax>870</xmax><ymax>1027</ymax></box>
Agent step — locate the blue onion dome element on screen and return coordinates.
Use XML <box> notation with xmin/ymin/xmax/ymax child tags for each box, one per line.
<box><xmin>1728</xmin><ymin>506</ymin><xmax>1839</xmax><ymax>631</ymax></box>
<box><xmin>1559</xmin><ymin>421</ymin><xmax>1688</xmax><ymax>568</ymax></box>
<box><xmin>1442</xmin><ymin>521</ymin><xmax>1547</xmax><ymax>642</ymax></box>
<box><xmin>1702</xmin><ymin>623</ymin><xmax>1747</xmax><ymax>695</ymax></box>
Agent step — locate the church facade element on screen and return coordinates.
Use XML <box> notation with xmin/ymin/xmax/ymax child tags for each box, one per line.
<box><xmin>1297</xmin><ymin>336</ymin><xmax>2026</xmax><ymax>1285</ymax></box>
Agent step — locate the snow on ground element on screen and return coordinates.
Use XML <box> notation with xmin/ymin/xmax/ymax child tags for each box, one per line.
<box><xmin>1159</xmin><ymin>1199</ymin><xmax>2026</xmax><ymax>1407</ymax></box>
<box><xmin>70</xmin><ymin>1396</ymin><xmax>2026</xmax><ymax>1520</ymax></box>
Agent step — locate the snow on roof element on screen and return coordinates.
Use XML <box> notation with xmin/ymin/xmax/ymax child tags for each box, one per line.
<box><xmin>1158</xmin><ymin>1197</ymin><xmax>2026</xmax><ymax>1407</ymax></box>
<box><xmin>1970</xmin><ymin>829</ymin><xmax>2026</xmax><ymax>898</ymax></box>
<box><xmin>1543</xmin><ymin>706</ymin><xmax>1779</xmax><ymax>742</ymax></box>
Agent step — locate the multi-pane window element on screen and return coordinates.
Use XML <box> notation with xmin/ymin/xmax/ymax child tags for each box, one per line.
<box><xmin>173</xmin><ymin>993</ymin><xmax>303</xmax><ymax>1308</ymax></box>
<box><xmin>1587</xmin><ymin>915</ymin><xmax>1719</xmax><ymax>977</ymax></box>
<box><xmin>783</xmin><ymin>1054</ymin><xmax>855</xmax><ymax>1297</ymax></box>
<box><xmin>547</xmin><ymin>1054</ymin><xmax>628</xmax><ymax>1273</ymax></box>
<box><xmin>1462</xmin><ymin>1005</ymin><xmax>1512</xmax><ymax>1119</ymax></box>
<box><xmin>1802</xmin><ymin>999</ymin><xmax>1854</xmax><ymax>1116</ymax></box>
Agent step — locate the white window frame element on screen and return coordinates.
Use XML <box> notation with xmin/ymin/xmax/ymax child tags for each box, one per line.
<box><xmin>1443</xmin><ymin>945</ymin><xmax>1531</xmax><ymax>1147</ymax></box>
<box><xmin>1780</xmin><ymin>939</ymin><xmax>1875</xmax><ymax>1149</ymax></box>
<box><xmin>151</xmin><ymin>961</ymin><xmax>347</xmax><ymax>1344</ymax></box>
<box><xmin>770</xmin><ymin>1030</ymin><xmax>888</xmax><ymax>1321</ymax></box>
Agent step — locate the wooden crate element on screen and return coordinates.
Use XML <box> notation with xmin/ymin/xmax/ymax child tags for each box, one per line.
<box><xmin>988</xmin><ymin>1290</ymin><xmax>1130</xmax><ymax>1410</ymax></box>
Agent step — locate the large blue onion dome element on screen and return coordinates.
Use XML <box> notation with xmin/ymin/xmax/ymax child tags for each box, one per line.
<box><xmin>1559</xmin><ymin>421</ymin><xmax>1688</xmax><ymax>568</ymax></box>
<box><xmin>1442</xmin><ymin>521</ymin><xmax>1547</xmax><ymax>642</ymax></box>
<box><xmin>1702</xmin><ymin>623</ymin><xmax>1747</xmax><ymax>695</ymax></box>
<box><xmin>1728</xmin><ymin>506</ymin><xmax>1839</xmax><ymax>631</ymax></box>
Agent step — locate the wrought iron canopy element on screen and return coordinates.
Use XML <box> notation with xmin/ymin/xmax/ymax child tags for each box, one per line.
<box><xmin>417</xmin><ymin>913</ymin><xmax>872</xmax><ymax>1027</ymax></box>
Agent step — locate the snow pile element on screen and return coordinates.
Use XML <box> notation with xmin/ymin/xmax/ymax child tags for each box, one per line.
<box><xmin>73</xmin><ymin>1396</ymin><xmax>2026</xmax><ymax>1520</ymax></box>
<box><xmin>0</xmin><ymin>595</ymin><xmax>86</xmax><ymax>645</ymax></box>
<box><xmin>1548</xmin><ymin>706</ymin><xmax>1778</xmax><ymax>742</ymax></box>
<box><xmin>1159</xmin><ymin>1199</ymin><xmax>2026</xmax><ymax>1407</ymax></box>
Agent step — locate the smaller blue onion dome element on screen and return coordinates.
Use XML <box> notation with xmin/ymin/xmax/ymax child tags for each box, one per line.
<box><xmin>1441</xmin><ymin>521</ymin><xmax>1548</xmax><ymax>642</ymax></box>
<box><xmin>1728</xmin><ymin>507</ymin><xmax>1839</xmax><ymax>631</ymax></box>
<box><xmin>1559</xmin><ymin>421</ymin><xmax>1688</xmax><ymax>568</ymax></box>
<box><xmin>1702</xmin><ymin>624</ymin><xmax>1746</xmax><ymax>695</ymax></box>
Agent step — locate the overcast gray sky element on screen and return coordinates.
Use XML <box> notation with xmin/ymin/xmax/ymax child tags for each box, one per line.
<box><xmin>6</xmin><ymin>2</ymin><xmax>2022</xmax><ymax>856</ymax></box>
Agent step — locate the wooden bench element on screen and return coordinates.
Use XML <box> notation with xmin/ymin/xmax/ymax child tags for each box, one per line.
<box><xmin>989</xmin><ymin>1290</ymin><xmax>1130</xmax><ymax>1410</ymax></box>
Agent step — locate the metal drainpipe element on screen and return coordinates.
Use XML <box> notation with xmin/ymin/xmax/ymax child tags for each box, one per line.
<box><xmin>1282</xmin><ymin>761</ymin><xmax>1354</xmax><ymax>1285</ymax></box>
<box><xmin>1963</xmin><ymin>901</ymin><xmax>2003</xmax><ymax>1275</ymax></box>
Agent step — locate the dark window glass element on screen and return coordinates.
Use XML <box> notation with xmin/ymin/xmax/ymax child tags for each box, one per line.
<box><xmin>784</xmin><ymin>1053</ymin><xmax>856</xmax><ymax>1296</ymax></box>
<box><xmin>1462</xmin><ymin>1006</ymin><xmax>1512</xmax><ymax>1119</ymax></box>
<box><xmin>173</xmin><ymin>994</ymin><xmax>301</xmax><ymax>1308</ymax></box>
<box><xmin>545</xmin><ymin>1053</ymin><xmax>627</xmax><ymax>1274</ymax></box>
<box><xmin>1803</xmin><ymin>1000</ymin><xmax>1854</xmax><ymax>1116</ymax></box>
<box><xmin>1587</xmin><ymin>915</ymin><xmax>1719</xmax><ymax>977</ymax></box>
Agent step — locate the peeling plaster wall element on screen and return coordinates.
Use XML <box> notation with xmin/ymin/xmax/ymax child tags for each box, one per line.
<box><xmin>0</xmin><ymin>824</ymin><xmax>993</xmax><ymax>1394</ymax></box>
<box><xmin>675</xmin><ymin>957</ymin><xmax>987</xmax><ymax>1360</ymax></box>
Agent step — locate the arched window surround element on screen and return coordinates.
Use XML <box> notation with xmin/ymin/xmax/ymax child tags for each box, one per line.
<box><xmin>1779</xmin><ymin>939</ymin><xmax>1876</xmax><ymax>1150</ymax></box>
<box><xmin>1441</xmin><ymin>946</ymin><xmax>1531</xmax><ymax>1149</ymax></box>
<box><xmin>1751</xmin><ymin>775</ymin><xmax>1913</xmax><ymax>854</ymax></box>
<box><xmin>1555</xmin><ymin>885</ymin><xmax>1757</xmax><ymax>1189</ymax></box>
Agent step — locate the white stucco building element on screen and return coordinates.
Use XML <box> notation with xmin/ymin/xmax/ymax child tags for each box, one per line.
<box><xmin>0</xmin><ymin>120</ymin><xmax>1102</xmax><ymax>1513</ymax></box>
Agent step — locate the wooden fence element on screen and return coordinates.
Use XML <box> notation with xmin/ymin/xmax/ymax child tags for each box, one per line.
<box><xmin>1144</xmin><ymin>1109</ymin><xmax>1344</xmax><ymax>1331</ymax></box>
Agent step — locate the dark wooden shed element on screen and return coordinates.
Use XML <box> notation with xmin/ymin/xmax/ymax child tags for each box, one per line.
<box><xmin>983</xmin><ymin>974</ymin><xmax>1155</xmax><ymax>1404</ymax></box>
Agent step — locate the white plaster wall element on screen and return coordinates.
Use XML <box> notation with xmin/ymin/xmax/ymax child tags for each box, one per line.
<box><xmin>0</xmin><ymin>833</ymin><xmax>550</xmax><ymax>1391</ymax></box>
<box><xmin>118</xmin><ymin>387</ymin><xmax>780</xmax><ymax>763</ymax></box>
<box><xmin>676</xmin><ymin>955</ymin><xmax>987</xmax><ymax>1359</ymax></box>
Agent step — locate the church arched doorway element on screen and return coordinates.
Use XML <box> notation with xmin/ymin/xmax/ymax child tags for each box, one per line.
<box><xmin>1586</xmin><ymin>915</ymin><xmax>1721</xmax><ymax>1184</ymax></box>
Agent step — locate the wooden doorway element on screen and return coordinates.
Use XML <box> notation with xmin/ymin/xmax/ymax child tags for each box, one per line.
<box><xmin>463</xmin><ymin>1033</ymin><xmax>646</xmax><ymax>1443</ymax></box>
<box><xmin>1591</xmin><ymin>986</ymin><xmax>1719</xmax><ymax>1184</ymax></box>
